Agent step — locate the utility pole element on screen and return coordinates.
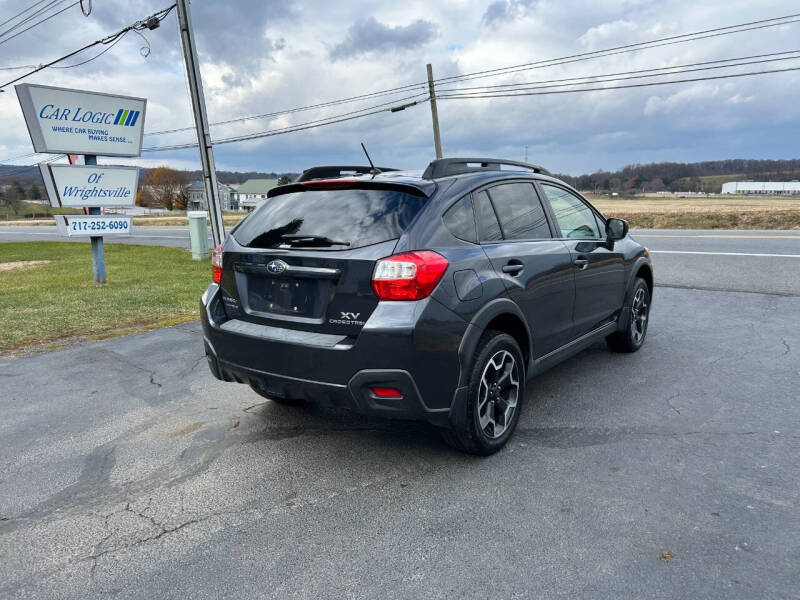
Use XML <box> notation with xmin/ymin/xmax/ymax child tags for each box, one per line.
<box><xmin>176</xmin><ymin>0</ymin><xmax>224</xmax><ymax>248</ymax></box>
<box><xmin>426</xmin><ymin>63</ymin><xmax>443</xmax><ymax>159</ymax></box>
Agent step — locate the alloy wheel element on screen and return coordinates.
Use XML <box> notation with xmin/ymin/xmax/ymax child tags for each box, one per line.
<box><xmin>631</xmin><ymin>288</ymin><xmax>649</xmax><ymax>343</ymax></box>
<box><xmin>477</xmin><ymin>350</ymin><xmax>520</xmax><ymax>439</ymax></box>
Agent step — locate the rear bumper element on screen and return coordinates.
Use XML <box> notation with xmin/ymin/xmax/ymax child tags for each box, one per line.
<box><xmin>200</xmin><ymin>284</ymin><xmax>466</xmax><ymax>427</ymax></box>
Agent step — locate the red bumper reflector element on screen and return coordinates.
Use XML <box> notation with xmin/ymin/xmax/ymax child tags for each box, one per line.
<box><xmin>371</xmin><ymin>386</ymin><xmax>403</xmax><ymax>398</ymax></box>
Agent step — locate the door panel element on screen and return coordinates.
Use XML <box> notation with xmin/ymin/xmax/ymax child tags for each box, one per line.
<box><xmin>562</xmin><ymin>240</ymin><xmax>625</xmax><ymax>335</ymax></box>
<box><xmin>474</xmin><ymin>184</ymin><xmax>575</xmax><ymax>358</ymax></box>
<box><xmin>482</xmin><ymin>241</ymin><xmax>575</xmax><ymax>357</ymax></box>
<box><xmin>538</xmin><ymin>183</ymin><xmax>626</xmax><ymax>338</ymax></box>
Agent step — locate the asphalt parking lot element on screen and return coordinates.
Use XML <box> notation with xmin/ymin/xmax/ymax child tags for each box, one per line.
<box><xmin>1</xmin><ymin>232</ymin><xmax>799</xmax><ymax>598</ymax></box>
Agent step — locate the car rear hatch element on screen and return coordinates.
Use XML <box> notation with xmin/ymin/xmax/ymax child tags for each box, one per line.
<box><xmin>219</xmin><ymin>179</ymin><xmax>432</xmax><ymax>337</ymax></box>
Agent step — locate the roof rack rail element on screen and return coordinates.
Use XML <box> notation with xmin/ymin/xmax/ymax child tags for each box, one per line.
<box><xmin>295</xmin><ymin>165</ymin><xmax>399</xmax><ymax>182</ymax></box>
<box><xmin>421</xmin><ymin>158</ymin><xmax>549</xmax><ymax>180</ymax></box>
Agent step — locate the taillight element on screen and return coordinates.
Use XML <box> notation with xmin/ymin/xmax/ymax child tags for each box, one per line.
<box><xmin>372</xmin><ymin>250</ymin><xmax>448</xmax><ymax>301</ymax></box>
<box><xmin>211</xmin><ymin>244</ymin><xmax>223</xmax><ymax>283</ymax></box>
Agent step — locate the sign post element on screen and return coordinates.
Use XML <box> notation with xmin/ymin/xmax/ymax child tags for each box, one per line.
<box><xmin>84</xmin><ymin>155</ymin><xmax>106</xmax><ymax>284</ymax></box>
<box><xmin>16</xmin><ymin>83</ymin><xmax>146</xmax><ymax>284</ymax></box>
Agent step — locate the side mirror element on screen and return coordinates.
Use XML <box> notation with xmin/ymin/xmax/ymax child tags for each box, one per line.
<box><xmin>606</xmin><ymin>217</ymin><xmax>628</xmax><ymax>241</ymax></box>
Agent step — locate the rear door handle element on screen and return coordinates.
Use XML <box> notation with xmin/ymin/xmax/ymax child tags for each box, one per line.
<box><xmin>573</xmin><ymin>258</ymin><xmax>589</xmax><ymax>270</ymax></box>
<box><xmin>502</xmin><ymin>262</ymin><xmax>524</xmax><ymax>275</ymax></box>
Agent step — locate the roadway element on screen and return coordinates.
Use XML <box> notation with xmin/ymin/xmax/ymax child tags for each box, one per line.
<box><xmin>1</xmin><ymin>286</ymin><xmax>798</xmax><ymax>598</ymax></box>
<box><xmin>2</xmin><ymin>225</ymin><xmax>799</xmax><ymax>295</ymax></box>
<box><xmin>1</xmin><ymin>225</ymin><xmax>799</xmax><ymax>598</ymax></box>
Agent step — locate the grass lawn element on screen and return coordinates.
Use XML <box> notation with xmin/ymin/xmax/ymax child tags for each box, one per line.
<box><xmin>587</xmin><ymin>195</ymin><xmax>800</xmax><ymax>229</ymax></box>
<box><xmin>0</xmin><ymin>242</ymin><xmax>211</xmax><ymax>353</ymax></box>
<box><xmin>0</xmin><ymin>201</ymin><xmax>82</xmax><ymax>221</ymax></box>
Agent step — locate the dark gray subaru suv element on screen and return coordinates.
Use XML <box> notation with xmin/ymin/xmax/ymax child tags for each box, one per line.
<box><xmin>201</xmin><ymin>158</ymin><xmax>653</xmax><ymax>454</ymax></box>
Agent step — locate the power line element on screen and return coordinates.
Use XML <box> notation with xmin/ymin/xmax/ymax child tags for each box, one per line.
<box><xmin>0</xmin><ymin>1</ymin><xmax>80</xmax><ymax>48</ymax></box>
<box><xmin>437</xmin><ymin>65</ymin><xmax>800</xmax><ymax>100</ymax></box>
<box><xmin>437</xmin><ymin>51</ymin><xmax>800</xmax><ymax>96</ymax></box>
<box><xmin>144</xmin><ymin>84</ymin><xmax>428</xmax><ymax>136</ymax></box>
<box><xmin>0</xmin><ymin>0</ymin><xmax>69</xmax><ymax>39</ymax></box>
<box><xmin>143</xmin><ymin>94</ymin><xmax>427</xmax><ymax>152</ymax></box>
<box><xmin>433</xmin><ymin>13</ymin><xmax>800</xmax><ymax>86</ymax></box>
<box><xmin>51</xmin><ymin>32</ymin><xmax>125</xmax><ymax>69</ymax></box>
<box><xmin>0</xmin><ymin>4</ymin><xmax>176</xmax><ymax>90</ymax></box>
<box><xmin>438</xmin><ymin>50</ymin><xmax>800</xmax><ymax>92</ymax></box>
<box><xmin>0</xmin><ymin>154</ymin><xmax>63</xmax><ymax>179</ymax></box>
<box><xmin>0</xmin><ymin>63</ymin><xmax>38</xmax><ymax>71</ymax></box>
<box><xmin>144</xmin><ymin>12</ymin><xmax>800</xmax><ymax>138</ymax></box>
<box><xmin>0</xmin><ymin>0</ymin><xmax>52</xmax><ymax>30</ymax></box>
<box><xmin>0</xmin><ymin>151</ymin><xmax>39</xmax><ymax>163</ymax></box>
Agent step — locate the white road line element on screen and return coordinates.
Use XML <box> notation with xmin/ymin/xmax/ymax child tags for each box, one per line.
<box><xmin>0</xmin><ymin>231</ymin><xmax>189</xmax><ymax>239</ymax></box>
<box><xmin>651</xmin><ymin>250</ymin><xmax>800</xmax><ymax>258</ymax></box>
<box><xmin>636</xmin><ymin>234</ymin><xmax>800</xmax><ymax>239</ymax></box>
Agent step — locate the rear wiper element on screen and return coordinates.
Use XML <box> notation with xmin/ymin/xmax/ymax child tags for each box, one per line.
<box><xmin>279</xmin><ymin>234</ymin><xmax>351</xmax><ymax>247</ymax></box>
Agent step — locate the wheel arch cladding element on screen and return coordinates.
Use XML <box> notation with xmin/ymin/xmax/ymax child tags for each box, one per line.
<box><xmin>484</xmin><ymin>313</ymin><xmax>530</xmax><ymax>368</ymax></box>
<box><xmin>635</xmin><ymin>262</ymin><xmax>653</xmax><ymax>296</ymax></box>
<box><xmin>458</xmin><ymin>298</ymin><xmax>533</xmax><ymax>387</ymax></box>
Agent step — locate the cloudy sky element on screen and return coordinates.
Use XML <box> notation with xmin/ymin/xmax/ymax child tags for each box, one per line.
<box><xmin>1</xmin><ymin>0</ymin><xmax>799</xmax><ymax>175</ymax></box>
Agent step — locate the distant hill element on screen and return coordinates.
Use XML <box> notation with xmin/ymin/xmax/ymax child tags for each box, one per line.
<box><xmin>556</xmin><ymin>159</ymin><xmax>800</xmax><ymax>193</ymax></box>
<box><xmin>5</xmin><ymin>159</ymin><xmax>800</xmax><ymax>194</ymax></box>
<box><xmin>183</xmin><ymin>170</ymin><xmax>298</xmax><ymax>185</ymax></box>
<box><xmin>0</xmin><ymin>164</ymin><xmax>40</xmax><ymax>183</ymax></box>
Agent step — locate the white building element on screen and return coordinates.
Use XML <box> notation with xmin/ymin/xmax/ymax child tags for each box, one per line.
<box><xmin>721</xmin><ymin>181</ymin><xmax>800</xmax><ymax>195</ymax></box>
<box><xmin>232</xmin><ymin>179</ymin><xmax>279</xmax><ymax>211</ymax></box>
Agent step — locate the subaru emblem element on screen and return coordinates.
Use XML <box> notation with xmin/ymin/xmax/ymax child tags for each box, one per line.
<box><xmin>266</xmin><ymin>259</ymin><xmax>288</xmax><ymax>274</ymax></box>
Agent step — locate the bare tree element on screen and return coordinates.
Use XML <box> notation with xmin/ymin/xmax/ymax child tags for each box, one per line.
<box><xmin>140</xmin><ymin>167</ymin><xmax>189</xmax><ymax>211</ymax></box>
<box><xmin>0</xmin><ymin>179</ymin><xmax>24</xmax><ymax>218</ymax></box>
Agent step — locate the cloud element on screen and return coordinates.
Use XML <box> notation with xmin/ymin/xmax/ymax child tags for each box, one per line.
<box><xmin>578</xmin><ymin>19</ymin><xmax>638</xmax><ymax>49</ymax></box>
<box><xmin>2</xmin><ymin>0</ymin><xmax>800</xmax><ymax>177</ymax></box>
<box><xmin>330</xmin><ymin>16</ymin><xmax>437</xmax><ymax>61</ymax></box>
<box><xmin>482</xmin><ymin>0</ymin><xmax>537</xmax><ymax>27</ymax></box>
<box><xmin>189</xmin><ymin>0</ymin><xmax>295</xmax><ymax>85</ymax></box>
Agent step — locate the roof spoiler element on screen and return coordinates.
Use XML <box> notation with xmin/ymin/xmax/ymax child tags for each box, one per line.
<box><xmin>295</xmin><ymin>165</ymin><xmax>399</xmax><ymax>182</ymax></box>
<box><xmin>422</xmin><ymin>158</ymin><xmax>549</xmax><ymax>179</ymax></box>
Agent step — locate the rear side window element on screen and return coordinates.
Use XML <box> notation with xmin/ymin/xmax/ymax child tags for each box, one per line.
<box><xmin>540</xmin><ymin>184</ymin><xmax>601</xmax><ymax>239</ymax></box>
<box><xmin>233</xmin><ymin>188</ymin><xmax>427</xmax><ymax>249</ymax></box>
<box><xmin>443</xmin><ymin>196</ymin><xmax>477</xmax><ymax>242</ymax></box>
<box><xmin>487</xmin><ymin>183</ymin><xmax>551</xmax><ymax>240</ymax></box>
<box><xmin>474</xmin><ymin>191</ymin><xmax>502</xmax><ymax>242</ymax></box>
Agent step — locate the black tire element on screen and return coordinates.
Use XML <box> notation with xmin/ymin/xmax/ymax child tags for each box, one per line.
<box><xmin>441</xmin><ymin>330</ymin><xmax>525</xmax><ymax>455</ymax></box>
<box><xmin>606</xmin><ymin>277</ymin><xmax>650</xmax><ymax>353</ymax></box>
<box><xmin>248</xmin><ymin>382</ymin><xmax>301</xmax><ymax>405</ymax></box>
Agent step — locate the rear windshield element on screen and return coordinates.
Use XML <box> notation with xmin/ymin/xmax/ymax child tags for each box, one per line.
<box><xmin>233</xmin><ymin>188</ymin><xmax>427</xmax><ymax>249</ymax></box>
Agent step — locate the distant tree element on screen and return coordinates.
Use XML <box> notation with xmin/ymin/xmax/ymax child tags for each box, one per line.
<box><xmin>174</xmin><ymin>187</ymin><xmax>188</xmax><ymax>211</ymax></box>
<box><xmin>136</xmin><ymin>189</ymin><xmax>153</xmax><ymax>207</ymax></box>
<box><xmin>30</xmin><ymin>184</ymin><xmax>41</xmax><ymax>200</ymax></box>
<box><xmin>0</xmin><ymin>183</ymin><xmax>23</xmax><ymax>216</ymax></box>
<box><xmin>647</xmin><ymin>178</ymin><xmax>666</xmax><ymax>192</ymax></box>
<box><xmin>277</xmin><ymin>175</ymin><xmax>292</xmax><ymax>186</ymax></box>
<box><xmin>622</xmin><ymin>176</ymin><xmax>640</xmax><ymax>191</ymax></box>
<box><xmin>141</xmin><ymin>167</ymin><xmax>188</xmax><ymax>211</ymax></box>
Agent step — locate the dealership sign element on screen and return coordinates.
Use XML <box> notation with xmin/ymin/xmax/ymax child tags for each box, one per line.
<box><xmin>16</xmin><ymin>83</ymin><xmax>147</xmax><ymax>157</ymax></box>
<box><xmin>39</xmin><ymin>164</ymin><xmax>139</xmax><ymax>208</ymax></box>
<box><xmin>54</xmin><ymin>215</ymin><xmax>133</xmax><ymax>237</ymax></box>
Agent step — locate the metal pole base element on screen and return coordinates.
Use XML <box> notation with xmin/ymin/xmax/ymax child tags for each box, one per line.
<box><xmin>90</xmin><ymin>235</ymin><xmax>106</xmax><ymax>284</ymax></box>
